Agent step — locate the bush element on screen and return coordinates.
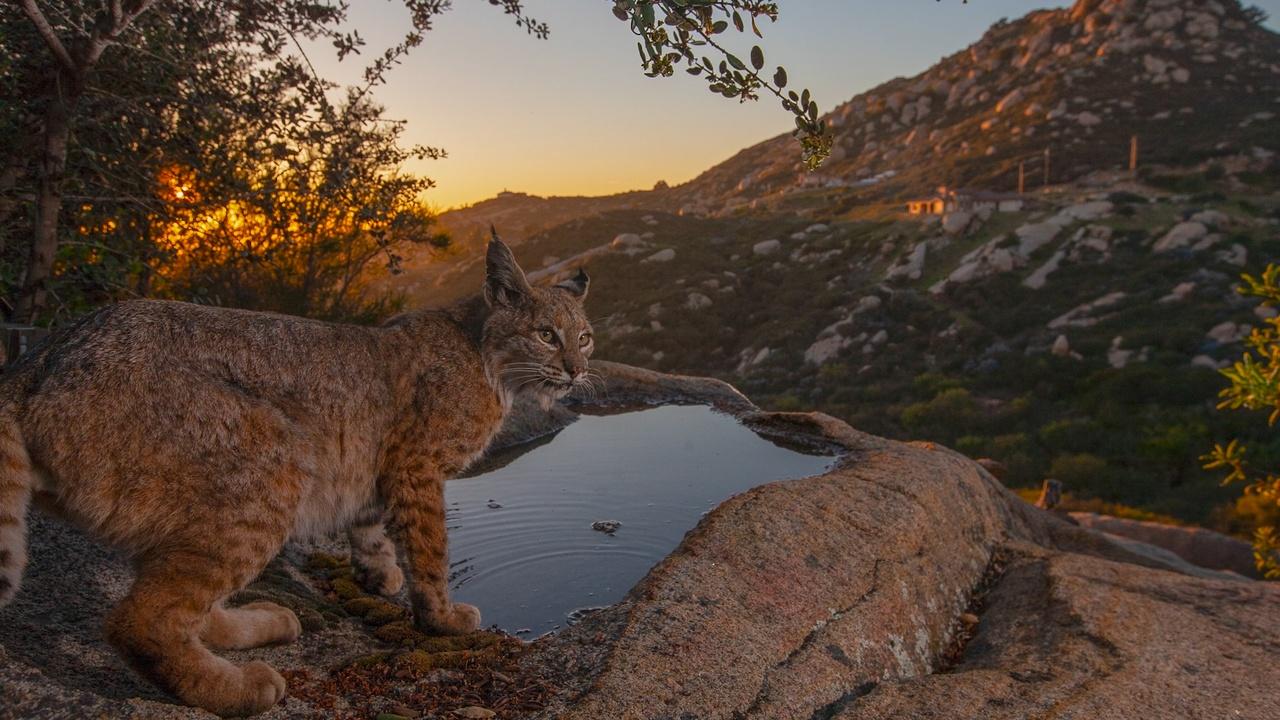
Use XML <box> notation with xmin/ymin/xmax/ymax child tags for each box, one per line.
<box><xmin>901</xmin><ymin>388</ymin><xmax>979</xmax><ymax>440</ymax></box>
<box><xmin>1203</xmin><ymin>263</ymin><xmax>1280</xmax><ymax>578</ymax></box>
<box><xmin>1048</xmin><ymin>453</ymin><xmax>1112</xmax><ymax>498</ymax></box>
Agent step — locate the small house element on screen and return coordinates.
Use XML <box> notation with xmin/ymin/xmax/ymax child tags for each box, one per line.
<box><xmin>907</xmin><ymin>186</ymin><xmax>1026</xmax><ymax>215</ymax></box>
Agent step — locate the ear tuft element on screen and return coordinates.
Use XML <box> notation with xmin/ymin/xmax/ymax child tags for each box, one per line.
<box><xmin>485</xmin><ymin>229</ymin><xmax>532</xmax><ymax>308</ymax></box>
<box><xmin>554</xmin><ymin>267</ymin><xmax>590</xmax><ymax>301</ymax></box>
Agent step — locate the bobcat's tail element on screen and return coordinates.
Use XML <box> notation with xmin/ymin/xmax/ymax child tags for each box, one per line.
<box><xmin>0</xmin><ymin>411</ymin><xmax>33</xmax><ymax>608</ymax></box>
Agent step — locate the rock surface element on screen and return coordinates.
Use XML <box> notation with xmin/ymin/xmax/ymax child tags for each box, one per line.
<box><xmin>1070</xmin><ymin>511</ymin><xmax>1258</xmax><ymax>577</ymax></box>
<box><xmin>519</xmin><ymin>364</ymin><xmax>1280</xmax><ymax>720</ymax></box>
<box><xmin>2</xmin><ymin>361</ymin><xmax>1278</xmax><ymax>720</ymax></box>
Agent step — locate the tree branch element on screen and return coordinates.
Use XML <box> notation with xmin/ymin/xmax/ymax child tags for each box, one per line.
<box><xmin>19</xmin><ymin>0</ymin><xmax>78</xmax><ymax>75</ymax></box>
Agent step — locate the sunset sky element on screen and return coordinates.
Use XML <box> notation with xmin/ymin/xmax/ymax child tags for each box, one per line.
<box><xmin>311</xmin><ymin>1</ymin><xmax>1280</xmax><ymax>210</ymax></box>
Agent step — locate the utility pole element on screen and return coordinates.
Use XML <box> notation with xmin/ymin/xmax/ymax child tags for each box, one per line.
<box><xmin>1018</xmin><ymin>160</ymin><xmax>1026</xmax><ymax>195</ymax></box>
<box><xmin>1130</xmin><ymin>135</ymin><xmax>1139</xmax><ymax>175</ymax></box>
<box><xmin>1043</xmin><ymin>147</ymin><xmax>1051</xmax><ymax>187</ymax></box>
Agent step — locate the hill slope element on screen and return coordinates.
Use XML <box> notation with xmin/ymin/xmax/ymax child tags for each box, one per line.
<box><xmin>676</xmin><ymin>0</ymin><xmax>1280</xmax><ymax>214</ymax></box>
<box><xmin>389</xmin><ymin>0</ymin><xmax>1280</xmax><ymax>533</ymax></box>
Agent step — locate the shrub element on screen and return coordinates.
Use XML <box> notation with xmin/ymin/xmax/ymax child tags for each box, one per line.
<box><xmin>1048</xmin><ymin>453</ymin><xmax>1112</xmax><ymax>498</ymax></box>
<box><xmin>1203</xmin><ymin>263</ymin><xmax>1280</xmax><ymax>578</ymax></box>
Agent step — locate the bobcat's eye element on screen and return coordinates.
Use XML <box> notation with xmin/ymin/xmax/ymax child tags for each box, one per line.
<box><xmin>579</xmin><ymin>331</ymin><xmax>592</xmax><ymax>347</ymax></box>
<box><xmin>537</xmin><ymin>329</ymin><xmax>557</xmax><ymax>345</ymax></box>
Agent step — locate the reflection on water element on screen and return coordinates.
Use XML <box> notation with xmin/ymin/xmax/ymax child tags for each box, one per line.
<box><xmin>446</xmin><ymin>404</ymin><xmax>835</xmax><ymax>635</ymax></box>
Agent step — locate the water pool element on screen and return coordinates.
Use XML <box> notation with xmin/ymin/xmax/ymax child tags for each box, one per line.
<box><xmin>444</xmin><ymin>404</ymin><xmax>835</xmax><ymax>635</ymax></box>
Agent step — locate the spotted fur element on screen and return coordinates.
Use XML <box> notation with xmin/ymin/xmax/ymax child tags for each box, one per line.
<box><xmin>0</xmin><ymin>234</ymin><xmax>591</xmax><ymax>716</ymax></box>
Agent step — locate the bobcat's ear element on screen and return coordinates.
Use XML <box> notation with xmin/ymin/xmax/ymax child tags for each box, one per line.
<box><xmin>554</xmin><ymin>267</ymin><xmax>590</xmax><ymax>302</ymax></box>
<box><xmin>485</xmin><ymin>227</ymin><xmax>531</xmax><ymax>308</ymax></box>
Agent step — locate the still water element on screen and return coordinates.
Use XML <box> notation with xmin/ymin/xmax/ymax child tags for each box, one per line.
<box><xmin>445</xmin><ymin>404</ymin><xmax>835</xmax><ymax>635</ymax></box>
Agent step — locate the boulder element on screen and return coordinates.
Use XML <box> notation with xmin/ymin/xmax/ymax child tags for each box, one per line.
<box><xmin>995</xmin><ymin>87</ymin><xmax>1025</xmax><ymax>113</ymax></box>
<box><xmin>1217</xmin><ymin>243</ymin><xmax>1247</xmax><ymax>267</ymax></box>
<box><xmin>1014</xmin><ymin>222</ymin><xmax>1062</xmax><ymax>256</ymax></box>
<box><xmin>1069</xmin><ymin>513</ymin><xmax>1256</xmax><ymax>578</ymax></box>
<box><xmin>804</xmin><ymin>335</ymin><xmax>851</xmax><ymax>365</ymax></box>
<box><xmin>1075</xmin><ymin>111</ymin><xmax>1102</xmax><ymax>127</ymax></box>
<box><xmin>1206</xmin><ymin>321</ymin><xmax>1246</xmax><ymax>345</ymax></box>
<box><xmin>685</xmin><ymin>293</ymin><xmax>713</xmax><ymax>310</ymax></box>
<box><xmin>1159</xmin><ymin>281</ymin><xmax>1197</xmax><ymax>303</ymax></box>
<box><xmin>752</xmin><ymin>240</ymin><xmax>782</xmax><ymax>256</ymax></box>
<box><xmin>1051</xmin><ymin>334</ymin><xmax>1072</xmax><ymax>357</ymax></box>
<box><xmin>942</xmin><ymin>211</ymin><xmax>974</xmax><ymax>236</ymax></box>
<box><xmin>1153</xmin><ymin>222</ymin><xmax>1208</xmax><ymax>252</ymax></box>
<box><xmin>1190</xmin><ymin>209</ymin><xmax>1230</xmax><ymax>229</ymax></box>
<box><xmin>1192</xmin><ymin>354</ymin><xmax>1228</xmax><ymax>370</ymax></box>
<box><xmin>854</xmin><ymin>295</ymin><xmax>883</xmax><ymax>314</ymax></box>
<box><xmin>1108</xmin><ymin>336</ymin><xmax>1133</xmax><ymax>369</ymax></box>
<box><xmin>1023</xmin><ymin>250</ymin><xmax>1065</xmax><ymax>289</ymax></box>
<box><xmin>886</xmin><ymin>242</ymin><xmax>928</xmax><ymax>282</ymax></box>
<box><xmin>1049</xmin><ymin>291</ymin><xmax>1127</xmax><ymax>329</ymax></box>
<box><xmin>525</xmin><ymin>366</ymin><xmax>1279</xmax><ymax>720</ymax></box>
<box><xmin>610</xmin><ymin>233</ymin><xmax>644</xmax><ymax>249</ymax></box>
<box><xmin>1052</xmin><ymin>200</ymin><xmax>1113</xmax><ymax>224</ymax></box>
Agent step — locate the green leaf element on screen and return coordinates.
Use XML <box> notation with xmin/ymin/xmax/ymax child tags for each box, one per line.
<box><xmin>727</xmin><ymin>53</ymin><xmax>745</xmax><ymax>70</ymax></box>
<box><xmin>750</xmin><ymin>46</ymin><xmax>764</xmax><ymax>70</ymax></box>
<box><xmin>711</xmin><ymin>20</ymin><xmax>728</xmax><ymax>34</ymax></box>
<box><xmin>732</xmin><ymin>11</ymin><xmax>744</xmax><ymax>32</ymax></box>
<box><xmin>773</xmin><ymin>66</ymin><xmax>787</xmax><ymax>87</ymax></box>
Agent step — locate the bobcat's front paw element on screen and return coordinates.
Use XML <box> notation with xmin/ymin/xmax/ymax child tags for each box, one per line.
<box><xmin>355</xmin><ymin>563</ymin><xmax>405</xmax><ymax>597</ymax></box>
<box><xmin>417</xmin><ymin>602</ymin><xmax>481</xmax><ymax>636</ymax></box>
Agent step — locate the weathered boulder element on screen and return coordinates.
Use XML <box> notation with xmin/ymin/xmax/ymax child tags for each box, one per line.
<box><xmin>886</xmin><ymin>242</ymin><xmax>928</xmax><ymax>282</ymax></box>
<box><xmin>524</xmin><ymin>366</ymin><xmax>1278</xmax><ymax>720</ymax></box>
<box><xmin>1153</xmin><ymin>221</ymin><xmax>1208</xmax><ymax>252</ymax></box>
<box><xmin>685</xmin><ymin>292</ymin><xmax>713</xmax><ymax>310</ymax></box>
<box><xmin>1070</xmin><ymin>512</ymin><xmax>1257</xmax><ymax>578</ymax></box>
<box><xmin>752</xmin><ymin>239</ymin><xmax>781</xmax><ymax>256</ymax></box>
<box><xmin>1014</xmin><ymin>222</ymin><xmax>1062</xmax><ymax>256</ymax></box>
<box><xmin>942</xmin><ymin>211</ymin><xmax>975</xmax><ymax>236</ymax></box>
<box><xmin>641</xmin><ymin>248</ymin><xmax>675</xmax><ymax>263</ymax></box>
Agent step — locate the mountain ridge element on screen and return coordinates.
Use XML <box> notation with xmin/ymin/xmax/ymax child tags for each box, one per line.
<box><xmin>428</xmin><ymin>0</ymin><xmax>1277</xmax><ymax>233</ymax></box>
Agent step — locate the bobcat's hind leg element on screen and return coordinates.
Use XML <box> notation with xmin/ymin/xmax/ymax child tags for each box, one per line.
<box><xmin>349</xmin><ymin>520</ymin><xmax>404</xmax><ymax>597</ymax></box>
<box><xmin>203</xmin><ymin>600</ymin><xmax>301</xmax><ymax>651</ymax></box>
<box><xmin>106</xmin><ymin>525</ymin><xmax>292</xmax><ymax>717</ymax></box>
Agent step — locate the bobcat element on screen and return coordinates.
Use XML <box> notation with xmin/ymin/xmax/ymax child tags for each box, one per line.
<box><xmin>0</xmin><ymin>234</ymin><xmax>593</xmax><ymax>716</ymax></box>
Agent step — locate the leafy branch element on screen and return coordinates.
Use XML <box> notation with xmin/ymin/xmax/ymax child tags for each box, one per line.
<box><xmin>612</xmin><ymin>0</ymin><xmax>832</xmax><ymax>170</ymax></box>
<box><xmin>1203</xmin><ymin>263</ymin><xmax>1280</xmax><ymax>579</ymax></box>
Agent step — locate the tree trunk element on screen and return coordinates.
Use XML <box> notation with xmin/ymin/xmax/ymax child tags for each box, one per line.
<box><xmin>13</xmin><ymin>86</ymin><xmax>75</xmax><ymax>323</ymax></box>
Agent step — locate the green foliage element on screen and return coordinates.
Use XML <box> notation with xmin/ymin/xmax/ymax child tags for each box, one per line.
<box><xmin>3</xmin><ymin>0</ymin><xmax>823</xmax><ymax>325</ymax></box>
<box><xmin>901</xmin><ymin>388</ymin><xmax>979</xmax><ymax>437</ymax></box>
<box><xmin>1047</xmin><ymin>453</ymin><xmax>1110</xmax><ymax>498</ymax></box>
<box><xmin>1203</xmin><ymin>263</ymin><xmax>1280</xmax><ymax>578</ymax></box>
<box><xmin>612</xmin><ymin>0</ymin><xmax>830</xmax><ymax>168</ymax></box>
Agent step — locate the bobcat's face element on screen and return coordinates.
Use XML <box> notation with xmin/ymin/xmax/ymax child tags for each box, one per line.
<box><xmin>482</xmin><ymin>234</ymin><xmax>595</xmax><ymax>400</ymax></box>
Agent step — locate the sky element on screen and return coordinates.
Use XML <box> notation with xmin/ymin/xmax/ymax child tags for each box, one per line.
<box><xmin>309</xmin><ymin>1</ymin><xmax>1280</xmax><ymax>210</ymax></box>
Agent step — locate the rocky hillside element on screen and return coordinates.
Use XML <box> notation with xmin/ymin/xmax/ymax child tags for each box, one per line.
<box><xmin>677</xmin><ymin>0</ymin><xmax>1280</xmax><ymax>214</ymax></box>
<box><xmin>386</xmin><ymin>0</ymin><xmax>1280</xmax><ymax>533</ymax></box>
<box><xmin>402</xmin><ymin>163</ymin><xmax>1280</xmax><ymax>532</ymax></box>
